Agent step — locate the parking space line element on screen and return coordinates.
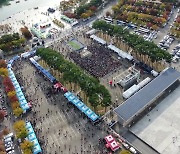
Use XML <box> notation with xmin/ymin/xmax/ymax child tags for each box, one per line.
<box><xmin>57</xmin><ymin>112</ymin><xmax>66</xmax><ymax>123</ymax></box>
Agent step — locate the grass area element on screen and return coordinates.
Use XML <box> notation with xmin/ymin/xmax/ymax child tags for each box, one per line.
<box><xmin>67</xmin><ymin>40</ymin><xmax>82</xmax><ymax>50</ymax></box>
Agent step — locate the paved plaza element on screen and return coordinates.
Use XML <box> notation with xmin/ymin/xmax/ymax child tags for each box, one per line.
<box><xmin>13</xmin><ymin>60</ymin><xmax>111</xmax><ymax>154</ymax></box>
<box><xmin>131</xmin><ymin>85</ymin><xmax>180</xmax><ymax>154</ymax></box>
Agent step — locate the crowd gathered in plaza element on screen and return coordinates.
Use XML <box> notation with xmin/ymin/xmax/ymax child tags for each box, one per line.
<box><xmin>11</xmin><ymin>59</ymin><xmax>110</xmax><ymax>154</ymax></box>
<box><xmin>70</xmin><ymin>43</ymin><xmax>121</xmax><ymax>78</ymax></box>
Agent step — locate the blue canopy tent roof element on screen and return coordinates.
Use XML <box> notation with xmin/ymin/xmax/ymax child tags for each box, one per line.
<box><xmin>27</xmin><ymin>127</ymin><xmax>35</xmax><ymax>135</ymax></box>
<box><xmin>64</xmin><ymin>92</ymin><xmax>72</xmax><ymax>98</ymax></box>
<box><xmin>17</xmin><ymin>91</ymin><xmax>23</xmax><ymax>97</ymax></box>
<box><xmin>8</xmin><ymin>71</ymin><xmax>14</xmax><ymax>76</ymax></box>
<box><xmin>11</xmin><ymin>77</ymin><xmax>17</xmax><ymax>83</ymax></box>
<box><xmin>18</xmin><ymin>95</ymin><xmax>25</xmax><ymax>101</ymax></box>
<box><xmin>81</xmin><ymin>105</ymin><xmax>89</xmax><ymax>113</ymax></box>
<box><xmin>21</xmin><ymin>50</ymin><xmax>36</xmax><ymax>58</ymax></box>
<box><xmin>28</xmin><ymin>133</ymin><xmax>36</xmax><ymax>141</ymax></box>
<box><xmin>9</xmin><ymin>74</ymin><xmax>15</xmax><ymax>79</ymax></box>
<box><xmin>67</xmin><ymin>95</ymin><xmax>75</xmax><ymax>102</ymax></box>
<box><xmin>19</xmin><ymin>99</ymin><xmax>27</xmax><ymax>105</ymax></box>
<box><xmin>90</xmin><ymin>113</ymin><xmax>99</xmax><ymax>121</ymax></box>
<box><xmin>85</xmin><ymin>109</ymin><xmax>93</xmax><ymax>118</ymax></box>
<box><xmin>26</xmin><ymin>122</ymin><xmax>32</xmax><ymax>129</ymax></box>
<box><xmin>14</xmin><ymin>83</ymin><xmax>20</xmax><ymax>89</ymax></box>
<box><xmin>77</xmin><ymin>101</ymin><xmax>84</xmax><ymax>110</ymax></box>
<box><xmin>29</xmin><ymin>57</ymin><xmax>56</xmax><ymax>83</ymax></box>
<box><xmin>71</xmin><ymin>98</ymin><xmax>80</xmax><ymax>106</ymax></box>
<box><xmin>31</xmin><ymin>138</ymin><xmax>39</xmax><ymax>146</ymax></box>
<box><xmin>7</xmin><ymin>64</ymin><xmax>11</xmax><ymax>68</ymax></box>
<box><xmin>33</xmin><ymin>144</ymin><xmax>42</xmax><ymax>154</ymax></box>
<box><xmin>21</xmin><ymin>104</ymin><xmax>29</xmax><ymax>111</ymax></box>
<box><xmin>16</xmin><ymin>88</ymin><xmax>22</xmax><ymax>94</ymax></box>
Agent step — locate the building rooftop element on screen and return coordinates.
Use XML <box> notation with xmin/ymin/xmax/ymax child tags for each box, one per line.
<box><xmin>130</xmin><ymin>85</ymin><xmax>180</xmax><ymax>154</ymax></box>
<box><xmin>114</xmin><ymin>67</ymin><xmax>180</xmax><ymax>122</ymax></box>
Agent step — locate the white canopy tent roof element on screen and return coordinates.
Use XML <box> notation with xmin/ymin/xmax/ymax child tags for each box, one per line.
<box><xmin>108</xmin><ymin>44</ymin><xmax>133</xmax><ymax>61</ymax></box>
<box><xmin>90</xmin><ymin>35</ymin><xmax>106</xmax><ymax>45</ymax></box>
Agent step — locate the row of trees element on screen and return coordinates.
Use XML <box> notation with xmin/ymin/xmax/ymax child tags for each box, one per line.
<box><xmin>0</xmin><ymin>33</ymin><xmax>25</xmax><ymax>52</ymax></box>
<box><xmin>37</xmin><ymin>48</ymin><xmax>111</xmax><ymax>111</ymax></box>
<box><xmin>170</xmin><ymin>14</ymin><xmax>180</xmax><ymax>38</ymax></box>
<box><xmin>75</xmin><ymin>0</ymin><xmax>102</xmax><ymax>18</ymax></box>
<box><xmin>3</xmin><ymin>76</ymin><xmax>23</xmax><ymax>117</ymax></box>
<box><xmin>0</xmin><ymin>60</ymin><xmax>23</xmax><ymax>117</ymax></box>
<box><xmin>13</xmin><ymin>120</ymin><xmax>33</xmax><ymax>154</ymax></box>
<box><xmin>92</xmin><ymin>20</ymin><xmax>171</xmax><ymax>63</ymax></box>
<box><xmin>112</xmin><ymin>0</ymin><xmax>173</xmax><ymax>29</ymax></box>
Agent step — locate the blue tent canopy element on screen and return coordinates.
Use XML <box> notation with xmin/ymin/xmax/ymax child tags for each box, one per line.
<box><xmin>21</xmin><ymin>104</ymin><xmax>29</xmax><ymax>111</ymax></box>
<box><xmin>28</xmin><ymin>133</ymin><xmax>36</xmax><ymax>141</ymax></box>
<box><xmin>7</xmin><ymin>64</ymin><xmax>11</xmax><ymax>68</ymax></box>
<box><xmin>11</xmin><ymin>77</ymin><xmax>17</xmax><ymax>83</ymax></box>
<box><xmin>64</xmin><ymin>91</ymin><xmax>72</xmax><ymax>98</ymax></box>
<box><xmin>19</xmin><ymin>99</ymin><xmax>27</xmax><ymax>105</ymax></box>
<box><xmin>71</xmin><ymin>98</ymin><xmax>80</xmax><ymax>105</ymax></box>
<box><xmin>14</xmin><ymin>83</ymin><xmax>20</xmax><ymax>89</ymax></box>
<box><xmin>29</xmin><ymin>57</ymin><xmax>56</xmax><ymax>83</ymax></box>
<box><xmin>85</xmin><ymin>109</ymin><xmax>93</xmax><ymax>117</ymax></box>
<box><xmin>31</xmin><ymin>138</ymin><xmax>39</xmax><ymax>146</ymax></box>
<box><xmin>9</xmin><ymin>74</ymin><xmax>15</xmax><ymax>79</ymax></box>
<box><xmin>67</xmin><ymin>95</ymin><xmax>75</xmax><ymax>102</ymax></box>
<box><xmin>81</xmin><ymin>105</ymin><xmax>89</xmax><ymax>113</ymax></box>
<box><xmin>17</xmin><ymin>91</ymin><xmax>23</xmax><ymax>97</ymax></box>
<box><xmin>33</xmin><ymin>144</ymin><xmax>42</xmax><ymax>154</ymax></box>
<box><xmin>90</xmin><ymin>113</ymin><xmax>99</xmax><ymax>121</ymax></box>
<box><xmin>77</xmin><ymin>101</ymin><xmax>84</xmax><ymax>110</ymax></box>
<box><xmin>18</xmin><ymin>95</ymin><xmax>25</xmax><ymax>101</ymax></box>
<box><xmin>26</xmin><ymin>122</ymin><xmax>32</xmax><ymax>129</ymax></box>
<box><xmin>27</xmin><ymin>127</ymin><xmax>35</xmax><ymax>135</ymax></box>
<box><xmin>16</xmin><ymin>89</ymin><xmax>22</xmax><ymax>94</ymax></box>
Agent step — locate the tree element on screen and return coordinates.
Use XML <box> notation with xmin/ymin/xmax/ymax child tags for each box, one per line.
<box><xmin>0</xmin><ymin>68</ymin><xmax>8</xmax><ymax>77</ymax></box>
<box><xmin>20</xmin><ymin>140</ymin><xmax>33</xmax><ymax>154</ymax></box>
<box><xmin>7</xmin><ymin>91</ymin><xmax>16</xmax><ymax>97</ymax></box>
<box><xmin>20</xmin><ymin>27</ymin><xmax>32</xmax><ymax>40</ymax></box>
<box><xmin>0</xmin><ymin>145</ymin><xmax>5</xmax><ymax>152</ymax></box>
<box><xmin>120</xmin><ymin>150</ymin><xmax>131</xmax><ymax>154</ymax></box>
<box><xmin>2</xmin><ymin>128</ymin><xmax>9</xmax><ymax>136</ymax></box>
<box><xmin>13</xmin><ymin>120</ymin><xmax>28</xmax><ymax>139</ymax></box>
<box><xmin>11</xmin><ymin>101</ymin><xmax>20</xmax><ymax>110</ymax></box>
<box><xmin>0</xmin><ymin>60</ymin><xmax>6</xmax><ymax>68</ymax></box>
<box><xmin>9</xmin><ymin>95</ymin><xmax>18</xmax><ymax>103</ymax></box>
<box><xmin>13</xmin><ymin>107</ymin><xmax>23</xmax><ymax>117</ymax></box>
<box><xmin>81</xmin><ymin>13</ymin><xmax>89</xmax><ymax>19</ymax></box>
<box><xmin>0</xmin><ymin>110</ymin><xmax>5</xmax><ymax>122</ymax></box>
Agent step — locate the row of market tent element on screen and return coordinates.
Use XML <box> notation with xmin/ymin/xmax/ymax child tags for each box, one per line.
<box><xmin>29</xmin><ymin>57</ymin><xmax>100</xmax><ymax>123</ymax></box>
<box><xmin>29</xmin><ymin>57</ymin><xmax>56</xmax><ymax>83</ymax></box>
<box><xmin>7</xmin><ymin>56</ymin><xmax>30</xmax><ymax>112</ymax></box>
<box><xmin>26</xmin><ymin>121</ymin><xmax>42</xmax><ymax>154</ymax></box>
<box><xmin>64</xmin><ymin>91</ymin><xmax>99</xmax><ymax>123</ymax></box>
<box><xmin>89</xmin><ymin>34</ymin><xmax>133</xmax><ymax>61</ymax></box>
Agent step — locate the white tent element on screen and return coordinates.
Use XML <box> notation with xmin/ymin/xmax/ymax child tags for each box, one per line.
<box><xmin>108</xmin><ymin>44</ymin><xmax>133</xmax><ymax>61</ymax></box>
<box><xmin>90</xmin><ymin>35</ymin><xmax>106</xmax><ymax>45</ymax></box>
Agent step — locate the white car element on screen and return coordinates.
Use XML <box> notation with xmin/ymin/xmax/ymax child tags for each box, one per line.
<box><xmin>129</xmin><ymin>147</ymin><xmax>137</xmax><ymax>154</ymax></box>
<box><xmin>122</xmin><ymin>142</ymin><xmax>129</xmax><ymax>149</ymax></box>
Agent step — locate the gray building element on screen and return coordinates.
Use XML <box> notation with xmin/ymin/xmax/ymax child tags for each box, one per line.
<box><xmin>114</xmin><ymin>67</ymin><xmax>180</xmax><ymax>127</ymax></box>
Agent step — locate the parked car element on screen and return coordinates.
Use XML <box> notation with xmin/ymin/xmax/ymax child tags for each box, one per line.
<box><xmin>129</xmin><ymin>147</ymin><xmax>137</xmax><ymax>154</ymax></box>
